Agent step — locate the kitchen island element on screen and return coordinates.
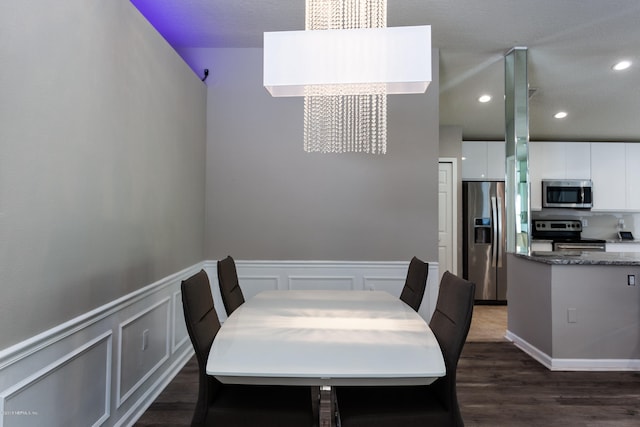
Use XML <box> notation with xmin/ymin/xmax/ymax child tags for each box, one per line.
<box><xmin>507</xmin><ymin>252</ymin><xmax>640</xmax><ymax>371</ymax></box>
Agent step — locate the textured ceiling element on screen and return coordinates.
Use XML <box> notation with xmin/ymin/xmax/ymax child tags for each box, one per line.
<box><xmin>131</xmin><ymin>0</ymin><xmax>640</xmax><ymax>141</ymax></box>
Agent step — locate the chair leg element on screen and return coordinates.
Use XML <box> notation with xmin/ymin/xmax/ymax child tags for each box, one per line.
<box><xmin>311</xmin><ymin>386</ymin><xmax>320</xmax><ymax>427</ymax></box>
<box><xmin>332</xmin><ymin>386</ymin><xmax>341</xmax><ymax>427</ymax></box>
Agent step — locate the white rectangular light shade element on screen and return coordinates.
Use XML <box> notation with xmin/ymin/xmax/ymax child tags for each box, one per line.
<box><xmin>264</xmin><ymin>25</ymin><xmax>431</xmax><ymax>97</ymax></box>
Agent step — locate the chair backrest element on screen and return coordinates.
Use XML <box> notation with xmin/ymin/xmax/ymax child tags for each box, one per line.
<box><xmin>429</xmin><ymin>271</ymin><xmax>475</xmax><ymax>426</ymax></box>
<box><xmin>217</xmin><ymin>256</ymin><xmax>245</xmax><ymax>316</ymax></box>
<box><xmin>399</xmin><ymin>256</ymin><xmax>429</xmax><ymax>311</ymax></box>
<box><xmin>181</xmin><ymin>270</ymin><xmax>223</xmax><ymax>425</ymax></box>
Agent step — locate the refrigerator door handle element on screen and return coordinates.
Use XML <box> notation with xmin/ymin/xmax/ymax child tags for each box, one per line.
<box><xmin>491</xmin><ymin>196</ymin><xmax>498</xmax><ymax>268</ymax></box>
<box><xmin>496</xmin><ymin>196</ymin><xmax>504</xmax><ymax>267</ymax></box>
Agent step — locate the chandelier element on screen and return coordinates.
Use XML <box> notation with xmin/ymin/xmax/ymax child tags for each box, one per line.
<box><xmin>304</xmin><ymin>0</ymin><xmax>387</xmax><ymax>154</ymax></box>
<box><xmin>264</xmin><ymin>1</ymin><xmax>431</xmax><ymax>154</ymax></box>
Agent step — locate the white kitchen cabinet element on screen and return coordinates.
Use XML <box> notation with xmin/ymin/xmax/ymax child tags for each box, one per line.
<box><xmin>486</xmin><ymin>141</ymin><xmax>506</xmax><ymax>180</ymax></box>
<box><xmin>606</xmin><ymin>242</ymin><xmax>640</xmax><ymax>253</ymax></box>
<box><xmin>462</xmin><ymin>141</ymin><xmax>505</xmax><ymax>180</ymax></box>
<box><xmin>565</xmin><ymin>143</ymin><xmax>591</xmax><ymax>178</ymax></box>
<box><xmin>530</xmin><ymin>142</ymin><xmax>564</xmax><ymax>180</ymax></box>
<box><xmin>625</xmin><ymin>144</ymin><xmax>640</xmax><ymax>210</ymax></box>
<box><xmin>529</xmin><ymin>142</ymin><xmax>591</xmax><ymax>210</ymax></box>
<box><xmin>528</xmin><ymin>143</ymin><xmax>546</xmax><ymax>211</ymax></box>
<box><xmin>531</xmin><ymin>241</ymin><xmax>553</xmax><ymax>252</ymax></box>
<box><xmin>591</xmin><ymin>143</ymin><xmax>626</xmax><ymax>211</ymax></box>
<box><xmin>461</xmin><ymin>142</ymin><xmax>486</xmax><ymax>179</ymax></box>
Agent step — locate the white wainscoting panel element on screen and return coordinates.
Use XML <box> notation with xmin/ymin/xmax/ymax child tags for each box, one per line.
<box><xmin>0</xmin><ymin>331</ymin><xmax>112</xmax><ymax>427</ymax></box>
<box><xmin>203</xmin><ymin>260</ymin><xmax>440</xmax><ymax>322</ymax></box>
<box><xmin>171</xmin><ymin>291</ymin><xmax>189</xmax><ymax>353</ymax></box>
<box><xmin>363</xmin><ymin>276</ymin><xmax>406</xmax><ymax>293</ymax></box>
<box><xmin>236</xmin><ymin>276</ymin><xmax>280</xmax><ymax>300</ymax></box>
<box><xmin>117</xmin><ymin>298</ymin><xmax>171</xmax><ymax>407</ymax></box>
<box><xmin>0</xmin><ymin>264</ymin><xmax>201</xmax><ymax>427</ymax></box>
<box><xmin>288</xmin><ymin>275</ymin><xmax>356</xmax><ymax>291</ymax></box>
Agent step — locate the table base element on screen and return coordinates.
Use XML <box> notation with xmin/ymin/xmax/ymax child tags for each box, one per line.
<box><xmin>319</xmin><ymin>386</ymin><xmax>338</xmax><ymax>427</ymax></box>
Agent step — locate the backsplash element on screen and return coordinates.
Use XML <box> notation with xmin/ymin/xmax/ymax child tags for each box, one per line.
<box><xmin>532</xmin><ymin>210</ymin><xmax>638</xmax><ymax>240</ymax></box>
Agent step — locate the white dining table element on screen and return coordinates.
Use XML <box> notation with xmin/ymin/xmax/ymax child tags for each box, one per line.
<box><xmin>206</xmin><ymin>289</ymin><xmax>445</xmax><ymax>386</ymax></box>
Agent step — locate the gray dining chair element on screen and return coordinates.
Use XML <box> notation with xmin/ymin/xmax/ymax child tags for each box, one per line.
<box><xmin>336</xmin><ymin>271</ymin><xmax>475</xmax><ymax>427</ymax></box>
<box><xmin>399</xmin><ymin>256</ymin><xmax>429</xmax><ymax>312</ymax></box>
<box><xmin>217</xmin><ymin>255</ymin><xmax>245</xmax><ymax>316</ymax></box>
<box><xmin>181</xmin><ymin>269</ymin><xmax>316</xmax><ymax>427</ymax></box>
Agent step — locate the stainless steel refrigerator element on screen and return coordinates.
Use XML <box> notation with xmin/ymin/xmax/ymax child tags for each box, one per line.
<box><xmin>463</xmin><ymin>181</ymin><xmax>507</xmax><ymax>302</ymax></box>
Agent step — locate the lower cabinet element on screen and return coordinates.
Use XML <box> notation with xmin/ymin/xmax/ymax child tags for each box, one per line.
<box><xmin>531</xmin><ymin>241</ymin><xmax>553</xmax><ymax>252</ymax></box>
<box><xmin>606</xmin><ymin>243</ymin><xmax>640</xmax><ymax>253</ymax></box>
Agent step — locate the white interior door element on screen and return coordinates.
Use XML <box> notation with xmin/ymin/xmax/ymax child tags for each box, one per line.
<box><xmin>438</xmin><ymin>160</ymin><xmax>457</xmax><ymax>278</ymax></box>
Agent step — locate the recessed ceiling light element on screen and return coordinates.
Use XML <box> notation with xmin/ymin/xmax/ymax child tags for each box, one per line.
<box><xmin>554</xmin><ymin>111</ymin><xmax>568</xmax><ymax>119</ymax></box>
<box><xmin>478</xmin><ymin>94</ymin><xmax>492</xmax><ymax>103</ymax></box>
<box><xmin>612</xmin><ymin>60</ymin><xmax>632</xmax><ymax>71</ymax></box>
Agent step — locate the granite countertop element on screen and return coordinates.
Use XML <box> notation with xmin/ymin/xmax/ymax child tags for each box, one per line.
<box><xmin>533</xmin><ymin>238</ymin><xmax>640</xmax><ymax>244</ymax></box>
<box><xmin>516</xmin><ymin>251</ymin><xmax>640</xmax><ymax>265</ymax></box>
<box><xmin>531</xmin><ymin>237</ymin><xmax>640</xmax><ymax>244</ymax></box>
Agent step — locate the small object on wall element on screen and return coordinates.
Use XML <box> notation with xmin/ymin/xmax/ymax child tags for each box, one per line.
<box><xmin>201</xmin><ymin>68</ymin><xmax>209</xmax><ymax>82</ymax></box>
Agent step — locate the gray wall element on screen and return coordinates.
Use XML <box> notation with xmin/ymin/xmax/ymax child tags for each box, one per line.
<box><xmin>552</xmin><ymin>265</ymin><xmax>640</xmax><ymax>359</ymax></box>
<box><xmin>0</xmin><ymin>0</ymin><xmax>207</xmax><ymax>349</ymax></box>
<box><xmin>179</xmin><ymin>47</ymin><xmax>440</xmax><ymax>262</ymax></box>
<box><xmin>507</xmin><ymin>254</ymin><xmax>553</xmax><ymax>355</ymax></box>
<box><xmin>439</xmin><ymin>125</ymin><xmax>463</xmax><ymax>159</ymax></box>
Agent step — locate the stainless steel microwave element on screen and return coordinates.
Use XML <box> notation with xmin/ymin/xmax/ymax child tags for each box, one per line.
<box><xmin>542</xmin><ymin>179</ymin><xmax>593</xmax><ymax>209</ymax></box>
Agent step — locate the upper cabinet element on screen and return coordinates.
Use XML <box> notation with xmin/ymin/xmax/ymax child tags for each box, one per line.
<box><xmin>591</xmin><ymin>143</ymin><xmax>625</xmax><ymax>211</ymax></box>
<box><xmin>468</xmin><ymin>140</ymin><xmax>640</xmax><ymax>211</ymax></box>
<box><xmin>591</xmin><ymin>143</ymin><xmax>640</xmax><ymax>211</ymax></box>
<box><xmin>462</xmin><ymin>141</ymin><xmax>505</xmax><ymax>180</ymax></box>
<box><xmin>529</xmin><ymin>142</ymin><xmax>591</xmax><ymax>210</ymax></box>
<box><xmin>625</xmin><ymin>144</ymin><xmax>640</xmax><ymax>211</ymax></box>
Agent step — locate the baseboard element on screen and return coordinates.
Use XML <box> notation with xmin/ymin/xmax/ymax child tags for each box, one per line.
<box><xmin>506</xmin><ymin>330</ymin><xmax>640</xmax><ymax>371</ymax></box>
<box><xmin>505</xmin><ymin>330</ymin><xmax>554</xmax><ymax>369</ymax></box>
<box><xmin>0</xmin><ymin>263</ymin><xmax>201</xmax><ymax>427</ymax></box>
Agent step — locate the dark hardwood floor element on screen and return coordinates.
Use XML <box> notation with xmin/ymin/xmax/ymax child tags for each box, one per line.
<box><xmin>457</xmin><ymin>342</ymin><xmax>640</xmax><ymax>426</ymax></box>
<box><xmin>134</xmin><ymin>359</ymin><xmax>199</xmax><ymax>426</ymax></box>
<box><xmin>134</xmin><ymin>341</ymin><xmax>640</xmax><ymax>426</ymax></box>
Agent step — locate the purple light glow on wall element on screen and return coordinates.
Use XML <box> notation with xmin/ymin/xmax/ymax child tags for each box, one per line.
<box><xmin>130</xmin><ymin>0</ymin><xmax>177</xmax><ymax>45</ymax></box>
<box><xmin>130</xmin><ymin>0</ymin><xmax>219</xmax><ymax>48</ymax></box>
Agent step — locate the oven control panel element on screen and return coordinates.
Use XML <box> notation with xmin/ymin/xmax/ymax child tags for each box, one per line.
<box><xmin>533</xmin><ymin>220</ymin><xmax>582</xmax><ymax>232</ymax></box>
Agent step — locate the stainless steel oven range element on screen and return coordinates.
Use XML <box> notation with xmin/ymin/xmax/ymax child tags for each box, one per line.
<box><xmin>532</xmin><ymin>219</ymin><xmax>606</xmax><ymax>252</ymax></box>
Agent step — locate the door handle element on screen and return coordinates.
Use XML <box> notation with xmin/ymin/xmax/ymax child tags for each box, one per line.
<box><xmin>496</xmin><ymin>196</ymin><xmax>503</xmax><ymax>267</ymax></box>
<box><xmin>491</xmin><ymin>196</ymin><xmax>498</xmax><ymax>268</ymax></box>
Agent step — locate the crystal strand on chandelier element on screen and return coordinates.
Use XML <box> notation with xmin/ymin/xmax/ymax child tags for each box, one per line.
<box><xmin>303</xmin><ymin>0</ymin><xmax>388</xmax><ymax>153</ymax></box>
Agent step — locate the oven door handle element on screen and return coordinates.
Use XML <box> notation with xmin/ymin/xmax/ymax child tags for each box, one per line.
<box><xmin>554</xmin><ymin>242</ymin><xmax>606</xmax><ymax>252</ymax></box>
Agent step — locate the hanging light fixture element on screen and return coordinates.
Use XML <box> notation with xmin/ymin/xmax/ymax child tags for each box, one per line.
<box><xmin>263</xmin><ymin>0</ymin><xmax>431</xmax><ymax>154</ymax></box>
